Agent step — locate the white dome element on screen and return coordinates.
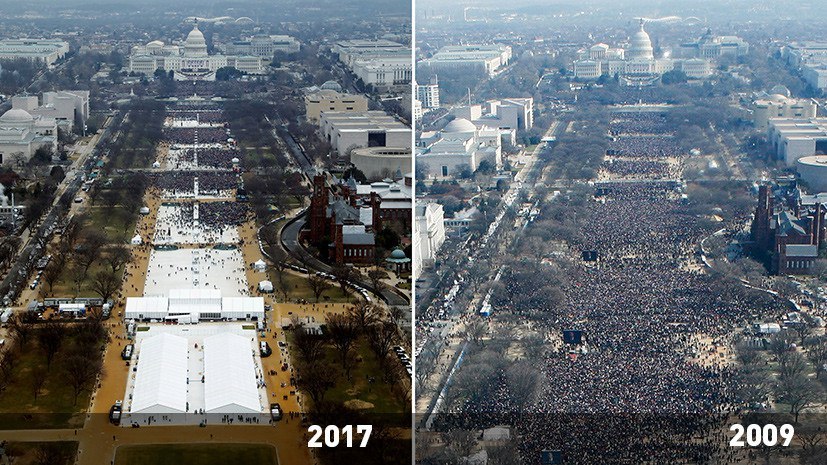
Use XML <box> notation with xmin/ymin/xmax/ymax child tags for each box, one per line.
<box><xmin>590</xmin><ymin>43</ymin><xmax>610</xmax><ymax>51</ymax></box>
<box><xmin>628</xmin><ymin>21</ymin><xmax>654</xmax><ymax>60</ymax></box>
<box><xmin>320</xmin><ymin>80</ymin><xmax>342</xmax><ymax>92</ymax></box>
<box><xmin>443</xmin><ymin>118</ymin><xmax>476</xmax><ymax>133</ymax></box>
<box><xmin>0</xmin><ymin>108</ymin><xmax>34</xmax><ymax>123</ymax></box>
<box><xmin>184</xmin><ymin>25</ymin><xmax>208</xmax><ymax>57</ymax></box>
<box><xmin>769</xmin><ymin>94</ymin><xmax>788</xmax><ymax>102</ymax></box>
<box><xmin>231</xmin><ymin>157</ymin><xmax>240</xmax><ymax>163</ymax></box>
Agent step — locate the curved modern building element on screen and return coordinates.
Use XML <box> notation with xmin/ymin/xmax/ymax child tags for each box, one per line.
<box><xmin>797</xmin><ymin>155</ymin><xmax>827</xmax><ymax>191</ymax></box>
<box><xmin>351</xmin><ymin>146</ymin><xmax>412</xmax><ymax>181</ymax></box>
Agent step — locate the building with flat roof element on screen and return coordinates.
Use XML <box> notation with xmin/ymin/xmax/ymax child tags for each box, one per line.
<box><xmin>318</xmin><ymin>110</ymin><xmax>411</xmax><ymax>155</ymax></box>
<box><xmin>752</xmin><ymin>92</ymin><xmax>817</xmax><ymax>131</ymax></box>
<box><xmin>12</xmin><ymin>90</ymin><xmax>89</xmax><ymax>130</ymax></box>
<box><xmin>420</xmin><ymin>44</ymin><xmax>512</xmax><ymax>77</ymax></box>
<box><xmin>304</xmin><ymin>89</ymin><xmax>368</xmax><ymax>123</ymax></box>
<box><xmin>0</xmin><ymin>38</ymin><xmax>69</xmax><ymax>66</ymax></box>
<box><xmin>452</xmin><ymin>97</ymin><xmax>533</xmax><ymax>131</ymax></box>
<box><xmin>415</xmin><ymin>77</ymin><xmax>440</xmax><ymax>109</ymax></box>
<box><xmin>678</xmin><ymin>28</ymin><xmax>749</xmax><ymax>58</ymax></box>
<box><xmin>333</xmin><ymin>39</ymin><xmax>411</xmax><ymax>90</ymax></box>
<box><xmin>223</xmin><ymin>34</ymin><xmax>300</xmax><ymax>57</ymax></box>
<box><xmin>767</xmin><ymin>117</ymin><xmax>827</xmax><ymax>166</ymax></box>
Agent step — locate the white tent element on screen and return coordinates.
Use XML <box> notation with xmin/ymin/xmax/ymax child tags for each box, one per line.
<box><xmin>253</xmin><ymin>259</ymin><xmax>267</xmax><ymax>272</ymax></box>
<box><xmin>131</xmin><ymin>235</ymin><xmax>142</xmax><ymax>245</ymax></box>
<box><xmin>221</xmin><ymin>296</ymin><xmax>265</xmax><ymax>320</ymax></box>
<box><xmin>258</xmin><ymin>280</ymin><xmax>273</xmax><ymax>293</ymax></box>
<box><xmin>140</xmin><ymin>207</ymin><xmax>150</xmax><ymax>215</ymax></box>
<box><xmin>130</xmin><ymin>333</ymin><xmax>188</xmax><ymax>414</ymax></box>
<box><xmin>124</xmin><ymin>297</ymin><xmax>169</xmax><ymax>320</ymax></box>
<box><xmin>203</xmin><ymin>333</ymin><xmax>262</xmax><ymax>414</ymax></box>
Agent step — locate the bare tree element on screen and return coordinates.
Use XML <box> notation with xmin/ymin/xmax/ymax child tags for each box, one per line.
<box><xmin>326</xmin><ymin>313</ymin><xmax>358</xmax><ymax>370</ymax></box>
<box><xmin>367</xmin><ymin>321</ymin><xmax>397</xmax><ymax>365</ymax></box>
<box><xmin>775</xmin><ymin>372</ymin><xmax>821</xmax><ymax>423</ymax></box>
<box><xmin>347</xmin><ymin>299</ymin><xmax>378</xmax><ymax>333</ymax></box>
<box><xmin>91</xmin><ymin>269</ymin><xmax>121</xmax><ymax>303</ymax></box>
<box><xmin>296</xmin><ymin>360</ymin><xmax>338</xmax><ymax>405</ymax></box>
<box><xmin>332</xmin><ymin>264</ymin><xmax>353</xmax><ymax>298</ymax></box>
<box><xmin>37</xmin><ymin>321</ymin><xmax>68</xmax><ymax>368</ymax></box>
<box><xmin>63</xmin><ymin>352</ymin><xmax>103</xmax><ymax>405</ymax></box>
<box><xmin>41</xmin><ymin>261</ymin><xmax>63</xmax><ymax>295</ymax></box>
<box><xmin>806</xmin><ymin>336</ymin><xmax>827</xmax><ymax>379</ymax></box>
<box><xmin>30</xmin><ymin>365</ymin><xmax>48</xmax><ymax>403</ymax></box>
<box><xmin>105</xmin><ymin>244</ymin><xmax>131</xmax><ymax>273</ymax></box>
<box><xmin>307</xmin><ymin>273</ymin><xmax>331</xmax><ymax>302</ymax></box>
<box><xmin>294</xmin><ymin>325</ymin><xmax>327</xmax><ymax>364</ymax></box>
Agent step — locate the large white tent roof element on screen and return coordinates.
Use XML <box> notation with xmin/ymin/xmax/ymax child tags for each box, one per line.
<box><xmin>221</xmin><ymin>296</ymin><xmax>265</xmax><ymax>315</ymax></box>
<box><xmin>130</xmin><ymin>333</ymin><xmax>188</xmax><ymax>414</ymax></box>
<box><xmin>125</xmin><ymin>297</ymin><xmax>169</xmax><ymax>317</ymax></box>
<box><xmin>203</xmin><ymin>332</ymin><xmax>261</xmax><ymax>414</ymax></box>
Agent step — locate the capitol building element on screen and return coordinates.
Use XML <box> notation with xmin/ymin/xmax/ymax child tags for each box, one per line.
<box><xmin>129</xmin><ymin>24</ymin><xmax>267</xmax><ymax>81</ymax></box>
<box><xmin>572</xmin><ymin>21</ymin><xmax>712</xmax><ymax>85</ymax></box>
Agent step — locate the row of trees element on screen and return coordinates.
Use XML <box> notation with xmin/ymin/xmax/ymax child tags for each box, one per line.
<box><xmin>1</xmin><ymin>313</ymin><xmax>107</xmax><ymax>407</ymax></box>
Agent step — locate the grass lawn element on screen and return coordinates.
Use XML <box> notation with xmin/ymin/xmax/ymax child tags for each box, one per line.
<box><xmin>287</xmin><ymin>333</ymin><xmax>407</xmax><ymax>415</ymax></box>
<box><xmin>322</xmin><ymin>338</ymin><xmax>407</xmax><ymax>413</ymax></box>
<box><xmin>0</xmin><ymin>441</ymin><xmax>78</xmax><ymax>465</ymax></box>
<box><xmin>272</xmin><ymin>271</ymin><xmax>354</xmax><ymax>304</ymax></box>
<box><xmin>0</xmin><ymin>336</ymin><xmax>92</xmax><ymax>429</ymax></box>
<box><xmin>114</xmin><ymin>444</ymin><xmax>278</xmax><ymax>465</ymax></box>
<box><xmin>86</xmin><ymin>205</ymin><xmax>140</xmax><ymax>244</ymax></box>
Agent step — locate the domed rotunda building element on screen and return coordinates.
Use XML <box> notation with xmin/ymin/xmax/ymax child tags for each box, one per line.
<box><xmin>573</xmin><ymin>20</ymin><xmax>713</xmax><ymax>85</ymax></box>
<box><xmin>129</xmin><ymin>24</ymin><xmax>267</xmax><ymax>81</ymax></box>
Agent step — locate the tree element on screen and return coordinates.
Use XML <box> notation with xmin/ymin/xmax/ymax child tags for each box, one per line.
<box><xmin>63</xmin><ymin>352</ymin><xmax>103</xmax><ymax>405</ymax></box>
<box><xmin>34</xmin><ymin>443</ymin><xmax>73</xmax><ymax>465</ymax></box>
<box><xmin>41</xmin><ymin>261</ymin><xmax>63</xmax><ymax>295</ymax></box>
<box><xmin>347</xmin><ymin>299</ymin><xmax>378</xmax><ymax>333</ymax></box>
<box><xmin>294</xmin><ymin>325</ymin><xmax>327</xmax><ymax>364</ymax></box>
<box><xmin>74</xmin><ymin>230</ymin><xmax>108</xmax><ymax>275</ymax></box>
<box><xmin>91</xmin><ymin>270</ymin><xmax>121</xmax><ymax>303</ymax></box>
<box><xmin>332</xmin><ymin>264</ymin><xmax>353</xmax><ymax>297</ymax></box>
<box><xmin>806</xmin><ymin>336</ymin><xmax>827</xmax><ymax>379</ymax></box>
<box><xmin>297</xmin><ymin>361</ymin><xmax>338</xmax><ymax>404</ymax></box>
<box><xmin>30</xmin><ymin>365</ymin><xmax>48</xmax><ymax>403</ymax></box>
<box><xmin>368</xmin><ymin>269</ymin><xmax>387</xmax><ymax>293</ymax></box>
<box><xmin>306</xmin><ymin>274</ymin><xmax>331</xmax><ymax>302</ymax></box>
<box><xmin>792</xmin><ymin>313</ymin><xmax>818</xmax><ymax>345</ymax></box>
<box><xmin>105</xmin><ymin>245</ymin><xmax>131</xmax><ymax>274</ymax></box>
<box><xmin>506</xmin><ymin>362</ymin><xmax>540</xmax><ymax>410</ymax></box>
<box><xmin>37</xmin><ymin>321</ymin><xmax>68</xmax><ymax>368</ymax></box>
<box><xmin>775</xmin><ymin>372</ymin><xmax>821</xmax><ymax>423</ymax></box>
<box><xmin>326</xmin><ymin>313</ymin><xmax>358</xmax><ymax>371</ymax></box>
<box><xmin>367</xmin><ymin>321</ymin><xmax>397</xmax><ymax>365</ymax></box>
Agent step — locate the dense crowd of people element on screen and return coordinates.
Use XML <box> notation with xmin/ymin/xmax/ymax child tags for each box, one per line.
<box><xmin>432</xmin><ymin>111</ymin><xmax>784</xmax><ymax>464</ymax></box>
<box><xmin>164</xmin><ymin>127</ymin><xmax>229</xmax><ymax>144</ymax></box>
<box><xmin>168</xmin><ymin>146</ymin><xmax>239</xmax><ymax>169</ymax></box>
<box><xmin>153</xmin><ymin>171</ymin><xmax>238</xmax><ymax>195</ymax></box>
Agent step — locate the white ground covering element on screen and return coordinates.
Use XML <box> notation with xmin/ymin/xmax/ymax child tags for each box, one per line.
<box><xmin>153</xmin><ymin>204</ymin><xmax>239</xmax><ymax>245</ymax></box>
<box><xmin>122</xmin><ymin>323</ymin><xmax>269</xmax><ymax>426</ymax></box>
<box><xmin>144</xmin><ymin>248</ymin><xmax>249</xmax><ymax>297</ymax></box>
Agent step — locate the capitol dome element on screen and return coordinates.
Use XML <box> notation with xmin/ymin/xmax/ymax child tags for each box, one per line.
<box><xmin>627</xmin><ymin>20</ymin><xmax>654</xmax><ymax>60</ymax></box>
<box><xmin>184</xmin><ymin>24</ymin><xmax>208</xmax><ymax>57</ymax></box>
<box><xmin>443</xmin><ymin>118</ymin><xmax>477</xmax><ymax>133</ymax></box>
<box><xmin>0</xmin><ymin>108</ymin><xmax>34</xmax><ymax>123</ymax></box>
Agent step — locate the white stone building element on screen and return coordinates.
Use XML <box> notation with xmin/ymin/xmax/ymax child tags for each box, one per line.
<box><xmin>0</xmin><ymin>108</ymin><xmax>57</xmax><ymax>166</ymax></box>
<box><xmin>416</xmin><ymin>78</ymin><xmax>440</xmax><ymax>109</ymax></box>
<box><xmin>223</xmin><ymin>35</ymin><xmax>300</xmax><ymax>57</ymax></box>
<box><xmin>414</xmin><ymin>201</ymin><xmax>445</xmax><ymax>277</ymax></box>
<box><xmin>129</xmin><ymin>24</ymin><xmax>266</xmax><ymax>81</ymax></box>
<box><xmin>420</xmin><ymin>44</ymin><xmax>512</xmax><ymax>77</ymax></box>
<box><xmin>0</xmin><ymin>38</ymin><xmax>69</xmax><ymax>66</ymax></box>
<box><xmin>572</xmin><ymin>21</ymin><xmax>713</xmax><ymax>84</ymax></box>
<box><xmin>11</xmin><ymin>90</ymin><xmax>89</xmax><ymax>130</ymax></box>
<box><xmin>318</xmin><ymin>111</ymin><xmax>411</xmax><ymax>155</ymax></box>
<box><xmin>417</xmin><ymin>118</ymin><xmax>502</xmax><ymax>178</ymax></box>
<box><xmin>304</xmin><ymin>89</ymin><xmax>368</xmax><ymax>123</ymax></box>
